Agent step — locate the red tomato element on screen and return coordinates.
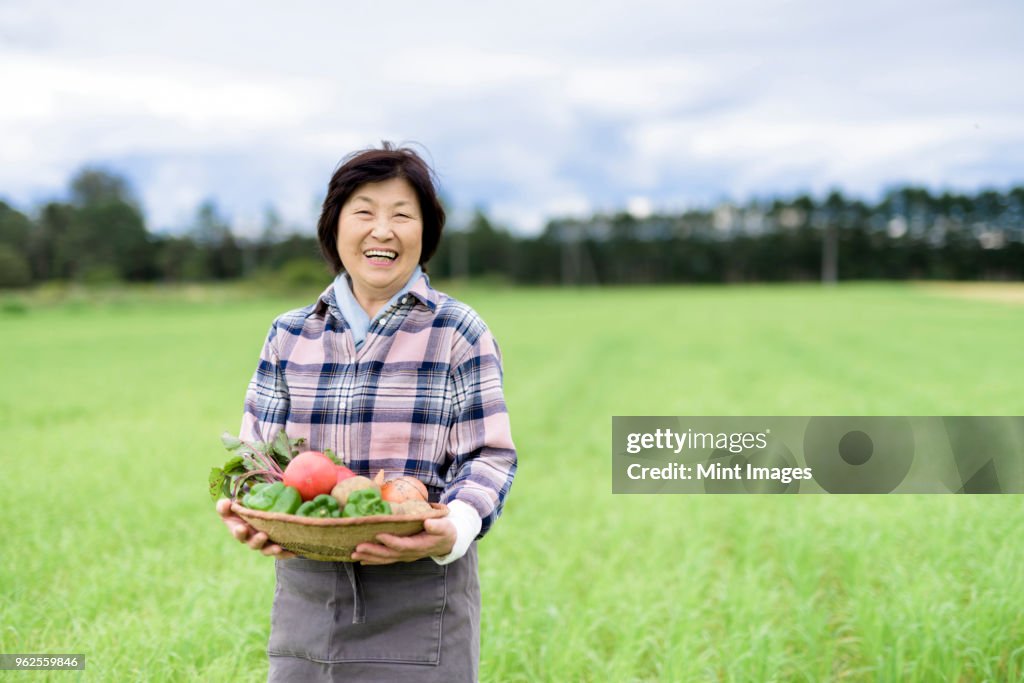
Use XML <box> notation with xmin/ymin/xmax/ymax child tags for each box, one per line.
<box><xmin>335</xmin><ymin>464</ymin><xmax>356</xmax><ymax>485</ymax></box>
<box><xmin>283</xmin><ymin>451</ymin><xmax>337</xmax><ymax>501</ymax></box>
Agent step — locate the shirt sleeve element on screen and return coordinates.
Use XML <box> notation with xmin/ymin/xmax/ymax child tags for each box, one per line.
<box><xmin>431</xmin><ymin>500</ymin><xmax>482</xmax><ymax>565</ymax></box>
<box><xmin>239</xmin><ymin>321</ymin><xmax>290</xmax><ymax>443</ymax></box>
<box><xmin>441</xmin><ymin>328</ymin><xmax>517</xmax><ymax>538</ymax></box>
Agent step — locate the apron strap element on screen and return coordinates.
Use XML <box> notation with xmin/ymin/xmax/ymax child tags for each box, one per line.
<box><xmin>343</xmin><ymin>562</ymin><xmax>365</xmax><ymax>624</ymax></box>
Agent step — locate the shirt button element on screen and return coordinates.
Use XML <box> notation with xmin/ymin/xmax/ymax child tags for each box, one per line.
<box><xmin>339</xmin><ymin>400</ymin><xmax>346</xmax><ymax>409</ymax></box>
<box><xmin>401</xmin><ymin>296</ymin><xmax>408</xmax><ymax>305</ymax></box>
<box><xmin>381</xmin><ymin>316</ymin><xmax>389</xmax><ymax>324</ymax></box>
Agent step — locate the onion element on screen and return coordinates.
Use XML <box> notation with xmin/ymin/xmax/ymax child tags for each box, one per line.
<box><xmin>380</xmin><ymin>477</ymin><xmax>429</xmax><ymax>503</ymax></box>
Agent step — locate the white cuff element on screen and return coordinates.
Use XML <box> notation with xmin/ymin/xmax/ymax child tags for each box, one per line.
<box><xmin>431</xmin><ymin>500</ymin><xmax>482</xmax><ymax>566</ymax></box>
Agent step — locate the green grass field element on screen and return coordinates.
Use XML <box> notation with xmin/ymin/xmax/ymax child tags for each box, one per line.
<box><xmin>2</xmin><ymin>282</ymin><xmax>1022</xmax><ymax>682</ymax></box>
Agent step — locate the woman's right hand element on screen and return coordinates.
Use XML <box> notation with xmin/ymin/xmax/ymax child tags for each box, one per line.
<box><xmin>216</xmin><ymin>498</ymin><xmax>296</xmax><ymax>559</ymax></box>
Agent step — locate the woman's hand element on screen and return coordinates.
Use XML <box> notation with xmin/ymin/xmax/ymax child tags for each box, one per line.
<box><xmin>352</xmin><ymin>518</ymin><xmax>456</xmax><ymax>565</ymax></box>
<box><xmin>216</xmin><ymin>498</ymin><xmax>296</xmax><ymax>559</ymax></box>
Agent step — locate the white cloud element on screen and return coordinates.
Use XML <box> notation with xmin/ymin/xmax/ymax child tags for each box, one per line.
<box><xmin>490</xmin><ymin>194</ymin><xmax>595</xmax><ymax>234</ymax></box>
<box><xmin>3</xmin><ymin>55</ymin><xmax>314</xmax><ymax>125</ymax></box>
<box><xmin>0</xmin><ymin>53</ymin><xmax>324</xmax><ymax>156</ymax></box>
<box><xmin>0</xmin><ymin>0</ymin><xmax>1021</xmax><ymax>232</ymax></box>
<box><xmin>627</xmin><ymin>196</ymin><xmax>653</xmax><ymax>219</ymax></box>
<box><xmin>140</xmin><ymin>160</ymin><xmax>210</xmax><ymax>232</ymax></box>
<box><xmin>564</xmin><ymin>60</ymin><xmax>724</xmax><ymax>116</ymax></box>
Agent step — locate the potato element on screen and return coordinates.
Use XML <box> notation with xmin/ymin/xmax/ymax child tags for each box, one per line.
<box><xmin>331</xmin><ymin>476</ymin><xmax>377</xmax><ymax>506</ymax></box>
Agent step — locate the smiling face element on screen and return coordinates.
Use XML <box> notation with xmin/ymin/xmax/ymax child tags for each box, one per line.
<box><xmin>336</xmin><ymin>176</ymin><xmax>423</xmax><ymax>315</ymax></box>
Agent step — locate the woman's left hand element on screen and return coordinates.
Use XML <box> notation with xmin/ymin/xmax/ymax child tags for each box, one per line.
<box><xmin>352</xmin><ymin>518</ymin><xmax>457</xmax><ymax>564</ymax></box>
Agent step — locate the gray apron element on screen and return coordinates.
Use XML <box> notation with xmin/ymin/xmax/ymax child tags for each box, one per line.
<box><xmin>267</xmin><ymin>544</ymin><xmax>480</xmax><ymax>682</ymax></box>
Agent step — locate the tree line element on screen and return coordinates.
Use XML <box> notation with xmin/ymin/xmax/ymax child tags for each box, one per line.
<box><xmin>1</xmin><ymin>167</ymin><xmax>1021</xmax><ymax>289</ymax></box>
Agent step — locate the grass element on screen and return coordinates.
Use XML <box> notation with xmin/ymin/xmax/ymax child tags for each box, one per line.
<box><xmin>1</xmin><ymin>281</ymin><xmax>1022</xmax><ymax>682</ymax></box>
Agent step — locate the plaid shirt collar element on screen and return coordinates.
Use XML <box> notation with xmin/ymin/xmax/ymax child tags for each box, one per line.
<box><xmin>313</xmin><ymin>270</ymin><xmax>439</xmax><ymax>322</ymax></box>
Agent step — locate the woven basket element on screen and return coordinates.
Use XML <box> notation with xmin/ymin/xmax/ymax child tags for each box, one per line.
<box><xmin>232</xmin><ymin>501</ymin><xmax>449</xmax><ymax>561</ymax></box>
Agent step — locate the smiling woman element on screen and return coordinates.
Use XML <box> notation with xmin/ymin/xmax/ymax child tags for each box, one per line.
<box><xmin>216</xmin><ymin>142</ymin><xmax>517</xmax><ymax>682</ymax></box>
<box><xmin>334</xmin><ymin>176</ymin><xmax>424</xmax><ymax>317</ymax></box>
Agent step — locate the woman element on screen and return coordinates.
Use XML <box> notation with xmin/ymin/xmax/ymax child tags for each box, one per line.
<box><xmin>217</xmin><ymin>142</ymin><xmax>517</xmax><ymax>682</ymax></box>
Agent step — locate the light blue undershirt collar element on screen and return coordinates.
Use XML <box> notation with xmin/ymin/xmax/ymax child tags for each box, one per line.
<box><xmin>333</xmin><ymin>265</ymin><xmax>423</xmax><ymax>350</ymax></box>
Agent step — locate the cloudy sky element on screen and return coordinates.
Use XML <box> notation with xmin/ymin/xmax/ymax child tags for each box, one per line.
<box><xmin>1</xmin><ymin>0</ymin><xmax>1022</xmax><ymax>234</ymax></box>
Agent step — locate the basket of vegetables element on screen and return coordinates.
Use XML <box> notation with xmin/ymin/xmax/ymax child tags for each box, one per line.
<box><xmin>210</xmin><ymin>432</ymin><xmax>448</xmax><ymax>561</ymax></box>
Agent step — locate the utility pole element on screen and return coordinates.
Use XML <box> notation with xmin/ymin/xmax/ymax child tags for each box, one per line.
<box><xmin>821</xmin><ymin>222</ymin><xmax>838</xmax><ymax>284</ymax></box>
<box><xmin>560</xmin><ymin>222</ymin><xmax>581</xmax><ymax>285</ymax></box>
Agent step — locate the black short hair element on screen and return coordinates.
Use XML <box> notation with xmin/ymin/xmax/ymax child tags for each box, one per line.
<box><xmin>316</xmin><ymin>142</ymin><xmax>446</xmax><ymax>274</ymax></box>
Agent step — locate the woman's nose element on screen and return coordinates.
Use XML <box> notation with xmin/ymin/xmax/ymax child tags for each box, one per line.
<box><xmin>370</xmin><ymin>220</ymin><xmax>393</xmax><ymax>239</ymax></box>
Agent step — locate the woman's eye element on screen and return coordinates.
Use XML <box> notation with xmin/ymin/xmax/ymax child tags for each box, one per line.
<box><xmin>356</xmin><ymin>210</ymin><xmax>371</xmax><ymax>216</ymax></box>
<box><xmin>396</xmin><ymin>214</ymin><xmax>411</xmax><ymax>219</ymax></box>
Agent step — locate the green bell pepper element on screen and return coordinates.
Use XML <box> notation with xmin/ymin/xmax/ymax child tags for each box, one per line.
<box><xmin>296</xmin><ymin>494</ymin><xmax>342</xmax><ymax>518</ymax></box>
<box><xmin>270</xmin><ymin>485</ymin><xmax>302</xmax><ymax>514</ymax></box>
<box><xmin>241</xmin><ymin>481</ymin><xmax>302</xmax><ymax>514</ymax></box>
<box><xmin>342</xmin><ymin>488</ymin><xmax>392</xmax><ymax>518</ymax></box>
<box><xmin>241</xmin><ymin>481</ymin><xmax>276</xmax><ymax>510</ymax></box>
